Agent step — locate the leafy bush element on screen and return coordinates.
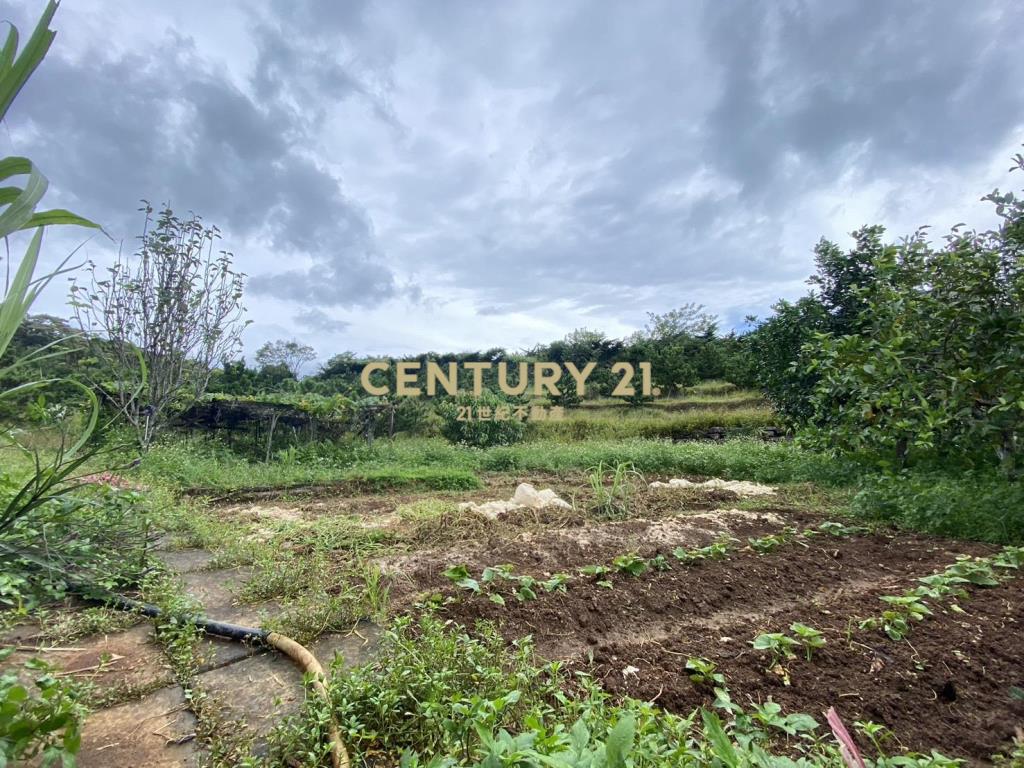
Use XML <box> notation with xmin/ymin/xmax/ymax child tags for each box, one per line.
<box><xmin>852</xmin><ymin>470</ymin><xmax>1024</xmax><ymax>544</ymax></box>
<box><xmin>800</xmin><ymin>161</ymin><xmax>1024</xmax><ymax>473</ymax></box>
<box><xmin>437</xmin><ymin>391</ymin><xmax>526</xmax><ymax>448</ymax></box>
<box><xmin>259</xmin><ymin>615</ymin><xmax>963</xmax><ymax>768</ymax></box>
<box><xmin>304</xmin><ymin>614</ymin><xmax>562</xmax><ymax>761</ymax></box>
<box><xmin>0</xmin><ymin>651</ymin><xmax>85</xmax><ymax>766</ymax></box>
<box><xmin>0</xmin><ymin>479</ymin><xmax>152</xmax><ymax>608</ymax></box>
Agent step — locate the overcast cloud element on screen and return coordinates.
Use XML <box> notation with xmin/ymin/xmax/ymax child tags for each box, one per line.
<box><xmin>5</xmin><ymin>0</ymin><xmax>1023</xmax><ymax>362</ymax></box>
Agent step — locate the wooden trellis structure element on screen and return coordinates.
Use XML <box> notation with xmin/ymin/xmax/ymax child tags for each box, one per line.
<box><xmin>177</xmin><ymin>398</ymin><xmax>397</xmax><ymax>458</ymax></box>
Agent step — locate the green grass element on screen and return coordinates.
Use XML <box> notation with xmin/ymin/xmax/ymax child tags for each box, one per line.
<box><xmin>852</xmin><ymin>469</ymin><xmax>1024</xmax><ymax>544</ymax></box>
<box><xmin>136</xmin><ymin>435</ymin><xmax>853</xmax><ymax>491</ymax></box>
<box><xmin>681</xmin><ymin>379</ymin><xmax>739</xmax><ymax>397</ymax></box>
<box><xmin>136</xmin><ymin>438</ymin><xmax>481</xmax><ymax>492</ymax></box>
<box><xmin>365</xmin><ymin>437</ymin><xmax>852</xmax><ymax>485</ymax></box>
<box><xmin>527</xmin><ymin>406</ymin><xmax>775</xmax><ymax>440</ymax></box>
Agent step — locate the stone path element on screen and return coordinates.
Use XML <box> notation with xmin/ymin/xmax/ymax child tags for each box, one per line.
<box><xmin>7</xmin><ymin>548</ymin><xmax>380</xmax><ymax>767</ymax></box>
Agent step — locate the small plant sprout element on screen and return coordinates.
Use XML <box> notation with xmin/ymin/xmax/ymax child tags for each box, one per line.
<box><xmin>443</xmin><ymin>564</ymin><xmax>480</xmax><ymax>594</ymax></box>
<box><xmin>685</xmin><ymin>657</ymin><xmax>724</xmax><ymax>686</ymax></box>
<box><xmin>789</xmin><ymin>622</ymin><xmax>825</xmax><ymax>660</ymax></box>
<box><xmin>751</xmin><ymin>632</ymin><xmax>800</xmax><ymax>666</ymax></box>
<box><xmin>481</xmin><ymin>564</ymin><xmax>515</xmax><ymax>584</ymax></box>
<box><xmin>854</xmin><ymin>720</ymin><xmax>895</xmax><ymax>754</ymax></box>
<box><xmin>672</xmin><ymin>546</ymin><xmax>697</xmax><ymax>563</ymax></box>
<box><xmin>748</xmin><ymin>527</ymin><xmax>802</xmax><ymax>555</ymax></box>
<box><xmin>578</xmin><ymin>564</ymin><xmax>613</xmax><ymax>589</ymax></box>
<box><xmin>648</xmin><ymin>554</ymin><xmax>671</xmax><ymax>572</ymax></box>
<box><xmin>993</xmin><ymin>546</ymin><xmax>1024</xmax><ymax>570</ymax></box>
<box><xmin>541</xmin><ymin>573</ymin><xmax>571</xmax><ymax>593</ymax></box>
<box><xmin>752</xmin><ymin>701</ymin><xmax>819</xmax><ymax>737</ymax></box>
<box><xmin>612</xmin><ymin>553</ymin><xmax>648</xmax><ymax>577</ymax></box>
<box><xmin>672</xmin><ymin>536</ymin><xmax>734</xmax><ymax>565</ymax></box>
<box><xmin>514</xmin><ymin>575</ymin><xmax>538</xmax><ymax>602</ymax></box>
<box><xmin>944</xmin><ymin>556</ymin><xmax>999</xmax><ymax>586</ymax></box>
<box><xmin>748</xmin><ymin>534</ymin><xmax>783</xmax><ymax>554</ymax></box>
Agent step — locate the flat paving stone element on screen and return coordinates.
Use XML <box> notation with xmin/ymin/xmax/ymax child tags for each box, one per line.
<box><xmin>180</xmin><ymin>567</ymin><xmax>281</xmax><ymax>621</ymax></box>
<box><xmin>197</xmin><ymin>622</ymin><xmax>381</xmax><ymax>745</ymax></box>
<box><xmin>154</xmin><ymin>548</ymin><xmax>218</xmax><ymax>574</ymax></box>
<box><xmin>76</xmin><ymin>684</ymin><xmax>201</xmax><ymax>768</ymax></box>
<box><xmin>179</xmin><ymin>567</ymin><xmax>285</xmax><ymax>671</ymax></box>
<box><xmin>7</xmin><ymin>624</ymin><xmax>173</xmax><ymax>694</ymax></box>
<box><xmin>180</xmin><ymin>567</ymin><xmax>254</xmax><ymax>615</ymax></box>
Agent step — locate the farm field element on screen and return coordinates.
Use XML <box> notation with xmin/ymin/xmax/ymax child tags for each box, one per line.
<box><xmin>3</xmin><ymin>5</ymin><xmax>1024</xmax><ymax>766</ymax></box>
<box><xmin>7</xmin><ymin>436</ymin><xmax>1022</xmax><ymax>767</ymax></box>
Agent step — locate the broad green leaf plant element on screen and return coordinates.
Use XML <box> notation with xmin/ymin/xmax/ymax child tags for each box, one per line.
<box><xmin>0</xmin><ymin>4</ymin><xmax>102</xmax><ymax>764</ymax></box>
<box><xmin>0</xmin><ymin>1</ymin><xmax>103</xmax><ymax>541</ymax></box>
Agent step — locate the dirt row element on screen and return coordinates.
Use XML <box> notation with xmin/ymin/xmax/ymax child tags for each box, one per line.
<box><xmin>425</xmin><ymin>527</ymin><xmax>1020</xmax><ymax>762</ymax></box>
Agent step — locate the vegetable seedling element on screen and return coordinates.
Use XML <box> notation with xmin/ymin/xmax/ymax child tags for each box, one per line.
<box><xmin>751</xmin><ymin>632</ymin><xmax>800</xmax><ymax>666</ymax></box>
<box><xmin>685</xmin><ymin>656</ymin><xmax>724</xmax><ymax>686</ymax></box>
<box><xmin>443</xmin><ymin>564</ymin><xmax>480</xmax><ymax>593</ymax></box>
<box><xmin>789</xmin><ymin>622</ymin><xmax>825</xmax><ymax>660</ymax></box>
<box><xmin>612</xmin><ymin>553</ymin><xmax>648</xmax><ymax>576</ymax></box>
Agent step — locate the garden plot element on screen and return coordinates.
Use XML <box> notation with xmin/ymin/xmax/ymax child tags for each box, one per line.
<box><xmin>73</xmin><ymin>472</ymin><xmax>1021</xmax><ymax>764</ymax></box>
<box><xmin>376</xmin><ymin>504</ymin><xmax>797</xmax><ymax>608</ymax></box>
<box><xmin>427</xmin><ymin>519</ymin><xmax>1023</xmax><ymax>763</ymax></box>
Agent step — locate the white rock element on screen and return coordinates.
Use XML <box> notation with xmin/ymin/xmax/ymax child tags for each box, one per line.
<box><xmin>458</xmin><ymin>483</ymin><xmax>572</xmax><ymax>520</ymax></box>
<box><xmin>649</xmin><ymin>477</ymin><xmax>776</xmax><ymax>497</ymax></box>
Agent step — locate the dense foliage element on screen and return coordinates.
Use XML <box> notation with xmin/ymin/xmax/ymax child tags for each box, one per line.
<box><xmin>438</xmin><ymin>390</ymin><xmax>527</xmax><ymax>448</ymax></box>
<box><xmin>803</xmin><ymin>174</ymin><xmax>1024</xmax><ymax>473</ymax></box>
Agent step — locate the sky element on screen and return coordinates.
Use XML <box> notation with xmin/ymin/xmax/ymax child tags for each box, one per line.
<box><xmin>5</xmin><ymin>0</ymin><xmax>1024</xmax><ymax>365</ymax></box>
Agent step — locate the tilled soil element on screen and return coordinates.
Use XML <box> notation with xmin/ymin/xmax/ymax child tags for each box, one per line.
<box><xmin>434</xmin><ymin>529</ymin><xmax>1022</xmax><ymax>763</ymax></box>
<box><xmin>380</xmin><ymin>507</ymin><xmax>804</xmax><ymax>605</ymax></box>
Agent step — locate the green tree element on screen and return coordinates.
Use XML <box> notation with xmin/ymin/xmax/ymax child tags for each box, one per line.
<box><xmin>255</xmin><ymin>338</ymin><xmax>317</xmax><ymax>379</ymax></box>
<box><xmin>630</xmin><ymin>305</ymin><xmax>715</xmax><ymax>396</ymax></box>
<box><xmin>747</xmin><ymin>297</ymin><xmax>829</xmax><ymax>424</ymax></box>
<box><xmin>748</xmin><ymin>227</ymin><xmax>887</xmax><ymax>424</ymax></box>
<box><xmin>804</xmin><ymin>169</ymin><xmax>1024</xmax><ymax>473</ymax></box>
<box><xmin>806</xmin><ymin>185</ymin><xmax>1024</xmax><ymax>475</ymax></box>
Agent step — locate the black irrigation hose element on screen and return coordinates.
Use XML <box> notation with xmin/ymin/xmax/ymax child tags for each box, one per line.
<box><xmin>0</xmin><ymin>543</ymin><xmax>348</xmax><ymax>764</ymax></box>
<box><xmin>97</xmin><ymin>591</ymin><xmax>269</xmax><ymax>644</ymax></box>
<box><xmin>85</xmin><ymin>588</ymin><xmax>350</xmax><ymax>768</ymax></box>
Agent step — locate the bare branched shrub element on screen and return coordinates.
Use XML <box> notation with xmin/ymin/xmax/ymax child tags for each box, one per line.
<box><xmin>70</xmin><ymin>203</ymin><xmax>248</xmax><ymax>450</ymax></box>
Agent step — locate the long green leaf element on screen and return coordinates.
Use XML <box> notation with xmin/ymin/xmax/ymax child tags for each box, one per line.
<box><xmin>0</xmin><ymin>227</ymin><xmax>43</xmax><ymax>358</ymax></box>
<box><xmin>702</xmin><ymin>710</ymin><xmax>739</xmax><ymax>768</ymax></box>
<box><xmin>19</xmin><ymin>208</ymin><xmax>100</xmax><ymax>230</ymax></box>
<box><xmin>62</xmin><ymin>379</ymin><xmax>100</xmax><ymax>457</ymax></box>
<box><xmin>604</xmin><ymin>715</ymin><xmax>635</xmax><ymax>768</ymax></box>
<box><xmin>0</xmin><ymin>159</ymin><xmax>47</xmax><ymax>234</ymax></box>
<box><xmin>0</xmin><ymin>24</ymin><xmax>18</xmax><ymax>73</ymax></box>
<box><xmin>0</xmin><ymin>156</ymin><xmax>32</xmax><ymax>181</ymax></box>
<box><xmin>0</xmin><ymin>0</ymin><xmax>58</xmax><ymax>123</ymax></box>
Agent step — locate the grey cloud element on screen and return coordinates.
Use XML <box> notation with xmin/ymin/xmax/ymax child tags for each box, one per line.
<box><xmin>11</xmin><ymin>0</ymin><xmax>1024</xmax><ymax>351</ymax></box>
<box><xmin>15</xmin><ymin>12</ymin><xmax>399</xmax><ymax>308</ymax></box>
<box><xmin>701</xmin><ymin>1</ymin><xmax>1024</xmax><ymax>199</ymax></box>
<box><xmin>294</xmin><ymin>308</ymin><xmax>351</xmax><ymax>333</ymax></box>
